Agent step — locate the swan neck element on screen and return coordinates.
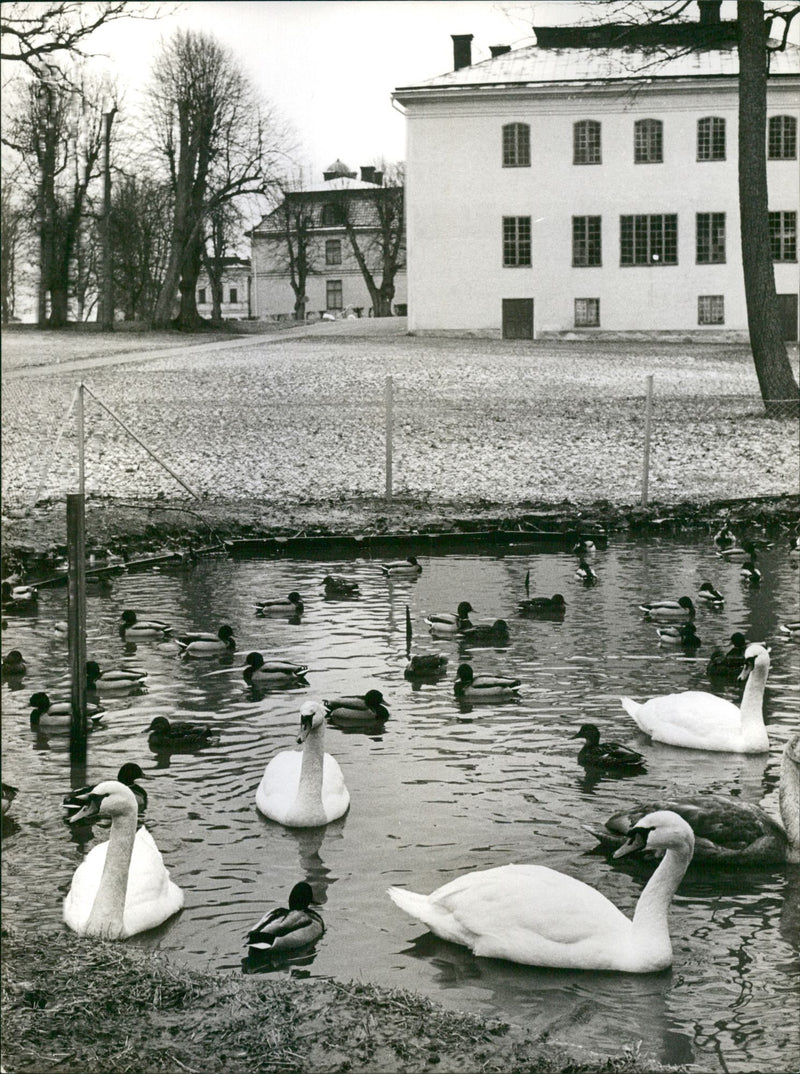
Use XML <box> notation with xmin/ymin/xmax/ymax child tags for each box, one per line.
<box><xmin>86</xmin><ymin>808</ymin><xmax>137</xmax><ymax>938</ymax></box>
<box><xmin>296</xmin><ymin>727</ymin><xmax>325</xmax><ymax>813</ymax></box>
<box><xmin>631</xmin><ymin>843</ymin><xmax>691</xmax><ymax>940</ymax></box>
<box><xmin>739</xmin><ymin>658</ymin><xmax>768</xmax><ymax>729</ymax></box>
<box><xmin>780</xmin><ymin>751</ymin><xmax>800</xmax><ymax>862</ymax></box>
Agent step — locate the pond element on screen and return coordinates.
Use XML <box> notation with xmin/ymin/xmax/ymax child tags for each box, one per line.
<box><xmin>2</xmin><ymin>536</ymin><xmax>798</xmax><ymax>1072</ymax></box>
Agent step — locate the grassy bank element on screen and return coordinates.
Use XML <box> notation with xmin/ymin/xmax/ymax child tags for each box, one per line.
<box><xmin>1</xmin><ymin>930</ymin><xmax>678</xmax><ymax>1074</ymax></box>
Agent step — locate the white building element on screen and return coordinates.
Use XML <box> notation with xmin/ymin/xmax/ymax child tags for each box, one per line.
<box><xmin>392</xmin><ymin>7</ymin><xmax>799</xmax><ymax>339</ymax></box>
<box><xmin>195</xmin><ymin>257</ymin><xmax>252</xmax><ymax>320</ymax></box>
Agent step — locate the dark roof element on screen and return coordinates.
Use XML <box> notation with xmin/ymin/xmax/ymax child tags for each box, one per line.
<box><xmin>533</xmin><ymin>21</ymin><xmax>738</xmax><ymax>50</ymax></box>
<box><xmin>252</xmin><ymin>187</ymin><xmax>401</xmax><ymax>236</ymax></box>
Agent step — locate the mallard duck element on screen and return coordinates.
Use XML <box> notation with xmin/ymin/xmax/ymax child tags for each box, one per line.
<box><xmin>243</xmin><ymin>652</ymin><xmax>309</xmax><ymax>686</ymax></box>
<box><xmin>255</xmin><ymin>592</ymin><xmax>304</xmax><ymax>616</ymax></box>
<box><xmin>404</xmin><ymin>654</ymin><xmax>449</xmax><ymax>678</ymax></box>
<box><xmin>85</xmin><ymin>661</ymin><xmax>147</xmax><ymax>692</ymax></box>
<box><xmin>460</xmin><ymin>619</ymin><xmax>510</xmax><ymax>643</ymax></box>
<box><xmin>255</xmin><ymin>700</ymin><xmax>350</xmax><ymax>827</ymax></box>
<box><xmin>63</xmin><ymin>762</ymin><xmax>148</xmax><ymax>820</ymax></box>
<box><xmin>739</xmin><ymin>559</ymin><xmax>761</xmax><ymax>583</ymax></box>
<box><xmin>2</xmin><ymin>650</ymin><xmax>27</xmax><ymax>677</ymax></box>
<box><xmin>639</xmin><ymin>596</ymin><xmax>695</xmax><ymax>621</ymax></box>
<box><xmin>323</xmin><ymin>689</ymin><xmax>390</xmax><ymax>723</ymax></box>
<box><xmin>713</xmin><ymin>524</ymin><xmax>737</xmax><ymax>549</ymax></box>
<box><xmin>63</xmin><ymin>781</ymin><xmax>184</xmax><ymax>939</ymax></box>
<box><xmin>1</xmin><ymin>582</ymin><xmax>37</xmax><ymax>608</ymax></box>
<box><xmin>573</xmin><ymin>723</ymin><xmax>646</xmax><ymax>771</ymax></box>
<box><xmin>2</xmin><ymin>781</ymin><xmax>18</xmax><ymax>816</ymax></box>
<box><xmin>120</xmin><ymin>611</ymin><xmax>172</xmax><ymax>638</ymax></box>
<box><xmin>247</xmin><ymin>881</ymin><xmax>324</xmax><ymax>953</ymax></box>
<box><xmin>388</xmin><ymin>810</ymin><xmax>695</xmax><ymax>972</ymax></box>
<box><xmin>697</xmin><ymin>582</ymin><xmax>724</xmax><ymax>606</ymax></box>
<box><xmin>716</xmin><ymin>540</ymin><xmax>756</xmax><ymax>562</ymax></box>
<box><xmin>146</xmin><ymin>716</ymin><xmax>218</xmax><ymax>748</ymax></box>
<box><xmin>572</xmin><ymin>537</ymin><xmax>596</xmax><ymax>556</ymax></box>
<box><xmin>621</xmin><ymin>642</ymin><xmax>771</xmax><ymax>753</ymax></box>
<box><xmin>656</xmin><ymin>622</ymin><xmax>701</xmax><ymax>648</ymax></box>
<box><xmin>453</xmin><ymin>663</ymin><xmax>521</xmax><ymax>701</ymax></box>
<box><xmin>322</xmin><ymin>575</ymin><xmax>360</xmax><ymax>597</ymax></box>
<box><xmin>706</xmin><ymin>632</ymin><xmax>747</xmax><ymax>679</ymax></box>
<box><xmin>29</xmin><ymin>693</ymin><xmax>104</xmax><ymax>730</ymax></box>
<box><xmin>575</xmin><ymin>560</ymin><xmax>597</xmax><ymax>583</ymax></box>
<box><xmin>584</xmin><ymin>734</ymin><xmax>800</xmax><ymax>864</ymax></box>
<box><xmin>176</xmin><ymin>625</ymin><xmax>236</xmax><ymax>657</ymax></box>
<box><xmin>780</xmin><ymin>622</ymin><xmax>800</xmax><ymax>638</ymax></box>
<box><xmin>381</xmin><ymin>556</ymin><xmax>422</xmax><ymax>577</ymax></box>
<box><xmin>518</xmin><ymin>594</ymin><xmax>566</xmax><ymax>615</ymax></box>
<box><xmin>425</xmin><ymin>601</ymin><xmax>474</xmax><ymax>635</ymax></box>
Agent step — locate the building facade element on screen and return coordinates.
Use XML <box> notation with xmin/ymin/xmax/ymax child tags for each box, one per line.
<box><xmin>195</xmin><ymin>257</ymin><xmax>252</xmax><ymax>320</ymax></box>
<box><xmin>249</xmin><ymin>161</ymin><xmax>407</xmax><ymax>320</ymax></box>
<box><xmin>392</xmin><ymin>11</ymin><xmax>799</xmax><ymax>339</ymax></box>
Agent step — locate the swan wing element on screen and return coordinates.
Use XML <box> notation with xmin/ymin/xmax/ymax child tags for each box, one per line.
<box><xmin>622</xmin><ymin>691</ymin><xmax>743</xmax><ymax>749</ymax></box>
<box><xmin>121</xmin><ymin>828</ymin><xmax>183</xmax><ymax>935</ymax></box>
<box><xmin>322</xmin><ymin>754</ymin><xmax>350</xmax><ymax>820</ymax></box>
<box><xmin>63</xmin><ymin>841</ymin><xmax>109</xmax><ymax>931</ymax></box>
<box><xmin>255</xmin><ymin>751</ymin><xmax>302</xmax><ymax>820</ymax></box>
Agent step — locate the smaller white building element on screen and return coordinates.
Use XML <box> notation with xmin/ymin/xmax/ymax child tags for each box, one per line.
<box><xmin>195</xmin><ymin>257</ymin><xmax>252</xmax><ymax>320</ymax></box>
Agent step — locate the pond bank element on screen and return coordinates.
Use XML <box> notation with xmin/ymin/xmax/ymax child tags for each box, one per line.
<box><xmin>0</xmin><ymin>929</ymin><xmax>679</xmax><ymax>1074</ymax></box>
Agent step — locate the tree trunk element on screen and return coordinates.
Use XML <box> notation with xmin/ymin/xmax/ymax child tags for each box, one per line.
<box><xmin>738</xmin><ymin>0</ymin><xmax>799</xmax><ymax>416</ymax></box>
<box><xmin>49</xmin><ymin>285</ymin><xmax>68</xmax><ymax>326</ymax></box>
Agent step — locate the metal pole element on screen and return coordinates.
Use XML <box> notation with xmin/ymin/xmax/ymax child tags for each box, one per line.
<box><xmin>77</xmin><ymin>382</ymin><xmax>85</xmax><ymax>497</ymax></box>
<box><xmin>641</xmin><ymin>374</ymin><xmax>654</xmax><ymax>506</ymax></box>
<box><xmin>67</xmin><ymin>493</ymin><xmax>88</xmax><ymax>762</ymax></box>
<box><xmin>385</xmin><ymin>375</ymin><xmax>393</xmax><ymax>502</ymax></box>
<box><xmin>99</xmin><ymin>108</ymin><xmax>116</xmax><ymax>330</ymax></box>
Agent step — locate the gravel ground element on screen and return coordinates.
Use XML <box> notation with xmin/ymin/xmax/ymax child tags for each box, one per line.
<box><xmin>2</xmin><ymin>321</ymin><xmax>798</xmax><ymax>557</ymax></box>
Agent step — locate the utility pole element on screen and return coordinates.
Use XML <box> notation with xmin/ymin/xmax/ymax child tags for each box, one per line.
<box><xmin>98</xmin><ymin>106</ymin><xmax>117</xmax><ymax>330</ymax></box>
<box><xmin>37</xmin><ymin>81</ymin><xmax>57</xmax><ymax>326</ymax></box>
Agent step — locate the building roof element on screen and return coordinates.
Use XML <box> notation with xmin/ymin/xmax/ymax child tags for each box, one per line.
<box><xmin>394</xmin><ymin>34</ymin><xmax>800</xmax><ymax>96</ymax></box>
<box><xmin>251</xmin><ymin>187</ymin><xmax>397</xmax><ymax>236</ymax></box>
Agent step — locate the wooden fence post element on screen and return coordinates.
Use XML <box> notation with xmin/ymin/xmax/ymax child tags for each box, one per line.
<box><xmin>67</xmin><ymin>492</ymin><xmax>88</xmax><ymax>762</ymax></box>
<box><xmin>641</xmin><ymin>374</ymin><xmax>654</xmax><ymax>507</ymax></box>
<box><xmin>385</xmin><ymin>375</ymin><xmax>393</xmax><ymax>502</ymax></box>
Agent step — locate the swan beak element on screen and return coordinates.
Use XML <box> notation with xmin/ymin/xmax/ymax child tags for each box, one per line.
<box><xmin>738</xmin><ymin>661</ymin><xmax>753</xmax><ymax>683</ymax></box>
<box><xmin>69</xmin><ymin>795</ymin><xmax>102</xmax><ymax>824</ymax></box>
<box><xmin>297</xmin><ymin>712</ymin><xmax>314</xmax><ymax>744</ymax></box>
<box><xmin>614</xmin><ymin>826</ymin><xmax>650</xmax><ymax>859</ymax></box>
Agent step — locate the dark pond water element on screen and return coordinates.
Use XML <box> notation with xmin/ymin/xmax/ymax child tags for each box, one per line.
<box><xmin>2</xmin><ymin>537</ymin><xmax>799</xmax><ymax>1072</ymax></box>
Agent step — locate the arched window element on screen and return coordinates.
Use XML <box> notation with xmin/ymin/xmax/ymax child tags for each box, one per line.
<box><xmin>634</xmin><ymin>118</ymin><xmax>663</xmax><ymax>163</ymax></box>
<box><xmin>321</xmin><ymin>203</ymin><xmax>346</xmax><ymax>226</ymax></box>
<box><xmin>502</xmin><ymin>123</ymin><xmax>530</xmax><ymax>167</ymax></box>
<box><xmin>573</xmin><ymin>120</ymin><xmax>601</xmax><ymax>165</ymax></box>
<box><xmin>697</xmin><ymin>117</ymin><xmax>725</xmax><ymax>161</ymax></box>
<box><xmin>768</xmin><ymin>115</ymin><xmax>797</xmax><ymax>159</ymax></box>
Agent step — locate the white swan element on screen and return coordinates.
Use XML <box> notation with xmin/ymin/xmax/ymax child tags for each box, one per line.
<box><xmin>584</xmin><ymin>733</ymin><xmax>800</xmax><ymax>865</ymax></box>
<box><xmin>388</xmin><ymin>810</ymin><xmax>694</xmax><ymax>973</ymax></box>
<box><xmin>620</xmin><ymin>642</ymin><xmax>771</xmax><ymax>753</ymax></box>
<box><xmin>63</xmin><ymin>781</ymin><xmax>183</xmax><ymax>939</ymax></box>
<box><xmin>256</xmin><ymin>701</ymin><xmax>349</xmax><ymax>827</ymax></box>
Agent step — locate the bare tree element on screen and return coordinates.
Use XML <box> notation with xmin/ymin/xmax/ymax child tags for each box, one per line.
<box><xmin>148</xmin><ymin>29</ymin><xmax>288</xmax><ymax>331</ymax></box>
<box><xmin>109</xmin><ymin>172</ymin><xmax>172</xmax><ymax>321</ymax></box>
<box><xmin>332</xmin><ymin>163</ymin><xmax>405</xmax><ymax>317</ymax></box>
<box><xmin>0</xmin><ymin>168</ymin><xmax>26</xmax><ymax>323</ymax></box>
<box><xmin>201</xmin><ymin>202</ymin><xmax>243</xmax><ymax>323</ymax></box>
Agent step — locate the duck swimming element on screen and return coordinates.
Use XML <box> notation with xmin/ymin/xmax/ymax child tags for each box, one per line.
<box><xmin>713</xmin><ymin>523</ymin><xmax>737</xmax><ymax>549</ymax></box>
<box><xmin>176</xmin><ymin>625</ymin><xmax>236</xmax><ymax>657</ymax></box>
<box><xmin>255</xmin><ymin>592</ymin><xmax>304</xmax><ymax>616</ymax></box>
<box><xmin>388</xmin><ymin>810</ymin><xmax>695</xmax><ymax>972</ymax></box>
<box><xmin>120</xmin><ymin>611</ymin><xmax>172</xmax><ymax>638</ymax></box>
<box><xmin>1</xmin><ymin>582</ymin><xmax>37</xmax><ymax>611</ymax></box>
<box><xmin>739</xmin><ymin>559</ymin><xmax>761</xmax><ymax>584</ymax></box>
<box><xmin>518</xmin><ymin>594</ymin><xmax>566</xmax><ymax>615</ymax></box>
<box><xmin>572</xmin><ymin>537</ymin><xmax>596</xmax><ymax>556</ymax></box>
<box><xmin>573</xmin><ymin>724</ymin><xmax>646</xmax><ymax>771</ymax></box>
<box><xmin>404</xmin><ymin>654</ymin><xmax>449</xmax><ymax>679</ymax></box>
<box><xmin>453</xmin><ymin>663</ymin><xmax>521</xmax><ymax>701</ymax></box>
<box><xmin>425</xmin><ymin>602</ymin><xmax>474</xmax><ymax>635</ymax></box>
<box><xmin>63</xmin><ymin>762</ymin><xmax>148</xmax><ymax>820</ymax></box>
<box><xmin>621</xmin><ymin>642</ymin><xmax>771</xmax><ymax>753</ymax></box>
<box><xmin>716</xmin><ymin>540</ymin><xmax>756</xmax><ymax>562</ymax></box>
<box><xmin>575</xmin><ymin>560</ymin><xmax>597</xmax><ymax>584</ymax></box>
<box><xmin>322</xmin><ymin>575</ymin><xmax>360</xmax><ymax>597</ymax></box>
<box><xmin>247</xmin><ymin>881</ymin><xmax>324</xmax><ymax>953</ymax></box>
<box><xmin>460</xmin><ymin>619</ymin><xmax>510</xmax><ymax>643</ymax></box>
<box><xmin>656</xmin><ymin>622</ymin><xmax>701</xmax><ymax>648</ymax></box>
<box><xmin>381</xmin><ymin>556</ymin><xmax>422</xmax><ymax>578</ymax></box>
<box><xmin>706</xmin><ymin>632</ymin><xmax>747</xmax><ymax>680</ymax></box>
<box><xmin>63</xmin><ymin>781</ymin><xmax>183</xmax><ymax>939</ymax></box>
<box><xmin>85</xmin><ymin>661</ymin><xmax>147</xmax><ymax>692</ymax></box>
<box><xmin>323</xmin><ymin>690</ymin><xmax>390</xmax><ymax>724</ymax></box>
<box><xmin>243</xmin><ymin>652</ymin><xmax>309</xmax><ymax>686</ymax></box>
<box><xmin>255</xmin><ymin>700</ymin><xmax>350</xmax><ymax>827</ymax></box>
<box><xmin>29</xmin><ymin>693</ymin><xmax>104</xmax><ymax>730</ymax></box>
<box><xmin>639</xmin><ymin>596</ymin><xmax>695</xmax><ymax>621</ymax></box>
<box><xmin>2</xmin><ymin>650</ymin><xmax>27</xmax><ymax>677</ymax></box>
<box><xmin>697</xmin><ymin>582</ymin><xmax>724</xmax><ymax>606</ymax></box>
<box><xmin>146</xmin><ymin>717</ymin><xmax>218</xmax><ymax>749</ymax></box>
<box><xmin>585</xmin><ymin>733</ymin><xmax>800</xmax><ymax>865</ymax></box>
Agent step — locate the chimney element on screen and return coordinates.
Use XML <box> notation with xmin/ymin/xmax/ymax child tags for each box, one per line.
<box><xmin>373</xmin><ymin>171</ymin><xmax>383</xmax><ymax>186</ymax></box>
<box><xmin>698</xmin><ymin>1</ymin><xmax>722</xmax><ymax>25</ymax></box>
<box><xmin>489</xmin><ymin>45</ymin><xmax>511</xmax><ymax>58</ymax></box>
<box><xmin>360</xmin><ymin>165</ymin><xmax>376</xmax><ymax>183</ymax></box>
<box><xmin>452</xmin><ymin>33</ymin><xmax>473</xmax><ymax>71</ymax></box>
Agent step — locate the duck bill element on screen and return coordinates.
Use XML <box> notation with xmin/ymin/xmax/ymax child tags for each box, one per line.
<box><xmin>613</xmin><ymin>827</ymin><xmax>649</xmax><ymax>859</ymax></box>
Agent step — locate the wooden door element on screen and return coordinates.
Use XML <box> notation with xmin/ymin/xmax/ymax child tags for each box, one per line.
<box><xmin>777</xmin><ymin>293</ymin><xmax>798</xmax><ymax>341</ymax></box>
<box><xmin>502</xmin><ymin>298</ymin><xmax>534</xmax><ymax>340</ymax></box>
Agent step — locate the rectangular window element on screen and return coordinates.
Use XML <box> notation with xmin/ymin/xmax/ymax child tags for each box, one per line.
<box><xmin>573</xmin><ymin>120</ymin><xmax>601</xmax><ymax>165</ymax></box>
<box><xmin>574</xmin><ymin>298</ymin><xmax>600</xmax><ymax>327</ymax></box>
<box><xmin>769</xmin><ymin>211</ymin><xmax>797</xmax><ymax>261</ymax></box>
<box><xmin>502</xmin><ymin>123</ymin><xmax>530</xmax><ymax>167</ymax></box>
<box><xmin>572</xmin><ymin>216</ymin><xmax>602</xmax><ymax>266</ymax></box>
<box><xmin>229</xmin><ymin>287</ymin><xmax>238</xmax><ymax>304</ymax></box>
<box><xmin>697</xmin><ymin>117</ymin><xmax>726</xmax><ymax>161</ymax></box>
<box><xmin>634</xmin><ymin>119</ymin><xmax>663</xmax><ymax>163</ymax></box>
<box><xmin>325</xmin><ymin>239</ymin><xmax>342</xmax><ymax>265</ymax></box>
<box><xmin>698</xmin><ymin>295</ymin><xmax>724</xmax><ymax>325</ymax></box>
<box><xmin>696</xmin><ymin>212</ymin><xmax>726</xmax><ymax>263</ymax></box>
<box><xmin>620</xmin><ymin>214</ymin><xmax>677</xmax><ymax>265</ymax></box>
<box><xmin>768</xmin><ymin>115</ymin><xmax>797</xmax><ymax>160</ymax></box>
<box><xmin>326</xmin><ymin>279</ymin><xmax>343</xmax><ymax>309</ymax></box>
<box><xmin>197</xmin><ymin>288</ymin><xmax>206</xmax><ymax>304</ymax></box>
<box><xmin>503</xmin><ymin>216</ymin><xmax>531</xmax><ymax>267</ymax></box>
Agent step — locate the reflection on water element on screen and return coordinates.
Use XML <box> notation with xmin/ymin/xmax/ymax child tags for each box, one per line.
<box><xmin>1</xmin><ymin>537</ymin><xmax>799</xmax><ymax>1072</ymax></box>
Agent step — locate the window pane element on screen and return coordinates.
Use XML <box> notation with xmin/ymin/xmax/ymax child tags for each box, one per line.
<box><xmin>326</xmin><ymin>239</ymin><xmax>341</xmax><ymax>265</ymax></box>
<box><xmin>572</xmin><ymin>216</ymin><xmax>601</xmax><ymax>265</ymax></box>
<box><xmin>229</xmin><ymin>288</ymin><xmax>238</xmax><ymax>303</ymax></box>
<box><xmin>696</xmin><ymin>212</ymin><xmax>725</xmax><ymax>263</ymax></box>
<box><xmin>768</xmin><ymin>115</ymin><xmax>797</xmax><ymax>160</ymax></box>
<box><xmin>573</xmin><ymin>120</ymin><xmax>601</xmax><ymax>165</ymax></box>
<box><xmin>502</xmin><ymin>123</ymin><xmax>530</xmax><ymax>167</ymax></box>
<box><xmin>698</xmin><ymin>295</ymin><xmax>724</xmax><ymax>324</ymax></box>
<box><xmin>503</xmin><ymin>216</ymin><xmax>531</xmax><ymax>266</ymax></box>
<box><xmin>327</xmin><ymin>279</ymin><xmax>343</xmax><ymax>309</ymax></box>
<box><xmin>698</xmin><ymin>117</ymin><xmax>725</xmax><ymax>160</ymax></box>
<box><xmin>574</xmin><ymin>298</ymin><xmax>599</xmax><ymax>326</ymax></box>
<box><xmin>769</xmin><ymin>211</ymin><xmax>797</xmax><ymax>261</ymax></box>
<box><xmin>620</xmin><ymin>213</ymin><xmax>677</xmax><ymax>265</ymax></box>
